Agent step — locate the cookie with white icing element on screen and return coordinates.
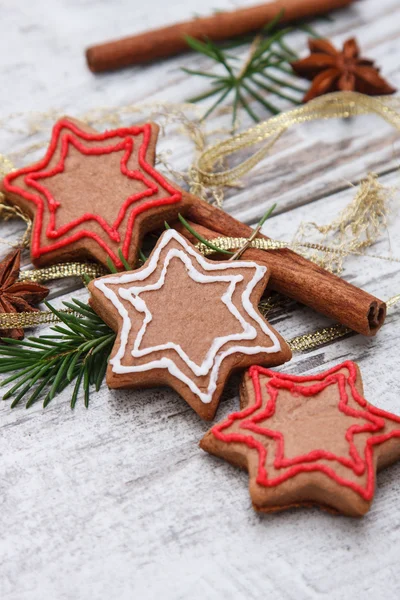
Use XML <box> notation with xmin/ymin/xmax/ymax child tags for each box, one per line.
<box><xmin>88</xmin><ymin>229</ymin><xmax>291</xmax><ymax>419</ymax></box>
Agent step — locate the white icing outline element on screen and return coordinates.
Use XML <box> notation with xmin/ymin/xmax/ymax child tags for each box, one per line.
<box><xmin>94</xmin><ymin>229</ymin><xmax>282</xmax><ymax>404</ymax></box>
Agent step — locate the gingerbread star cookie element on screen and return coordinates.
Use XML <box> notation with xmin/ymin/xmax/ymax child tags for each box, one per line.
<box><xmin>1</xmin><ymin>117</ymin><xmax>191</xmax><ymax>269</ymax></box>
<box><xmin>88</xmin><ymin>229</ymin><xmax>291</xmax><ymax>420</ymax></box>
<box><xmin>201</xmin><ymin>361</ymin><xmax>400</xmax><ymax>516</ymax></box>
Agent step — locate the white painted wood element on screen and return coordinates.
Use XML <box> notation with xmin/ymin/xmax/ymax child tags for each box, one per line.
<box><xmin>0</xmin><ymin>1</ymin><xmax>400</xmax><ymax>598</ymax></box>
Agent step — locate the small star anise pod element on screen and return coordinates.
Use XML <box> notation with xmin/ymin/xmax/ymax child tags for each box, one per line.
<box><xmin>0</xmin><ymin>249</ymin><xmax>49</xmax><ymax>340</ymax></box>
<box><xmin>291</xmin><ymin>37</ymin><xmax>396</xmax><ymax>103</ymax></box>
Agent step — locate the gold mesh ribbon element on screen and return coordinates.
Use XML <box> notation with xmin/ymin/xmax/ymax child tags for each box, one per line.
<box><xmin>0</xmin><ymin>235</ymin><xmax>397</xmax><ymax>350</ymax></box>
<box><xmin>0</xmin><ymin>309</ymin><xmax>75</xmax><ymax>328</ymax></box>
<box><xmin>197</xmin><ymin>237</ymin><xmax>287</xmax><ymax>254</ymax></box>
<box><xmin>0</xmin><ymin>294</ymin><xmax>398</xmax><ymax>353</ymax></box>
<box><xmin>287</xmin><ymin>325</ymin><xmax>351</xmax><ymax>352</ymax></box>
<box><xmin>18</xmin><ymin>262</ymin><xmax>107</xmax><ymax>283</ymax></box>
<box><xmin>277</xmin><ymin>295</ymin><xmax>399</xmax><ymax>352</ymax></box>
<box><xmin>192</xmin><ymin>92</ymin><xmax>400</xmax><ymax>190</ymax></box>
<box><xmin>195</xmin><ymin>236</ymin><xmax>347</xmax><ymax>261</ymax></box>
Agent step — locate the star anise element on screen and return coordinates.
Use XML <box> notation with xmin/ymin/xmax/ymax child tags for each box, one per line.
<box><xmin>291</xmin><ymin>37</ymin><xmax>396</xmax><ymax>103</ymax></box>
<box><xmin>0</xmin><ymin>249</ymin><xmax>49</xmax><ymax>340</ymax></box>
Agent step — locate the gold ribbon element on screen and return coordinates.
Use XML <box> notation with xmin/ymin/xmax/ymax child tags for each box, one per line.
<box><xmin>387</xmin><ymin>294</ymin><xmax>400</xmax><ymax>309</ymax></box>
<box><xmin>0</xmin><ymin>309</ymin><xmax>76</xmax><ymax>328</ymax></box>
<box><xmin>192</xmin><ymin>92</ymin><xmax>400</xmax><ymax>190</ymax></box>
<box><xmin>0</xmin><ymin>294</ymin><xmax>398</xmax><ymax>353</ymax></box>
<box><xmin>18</xmin><ymin>262</ymin><xmax>107</xmax><ymax>284</ymax></box>
<box><xmin>0</xmin><ymin>92</ymin><xmax>399</xmax><ymax>352</ymax></box>
<box><xmin>0</xmin><ymin>233</ymin><xmax>397</xmax><ymax>351</ymax></box>
<box><xmin>0</xmin><ymin>202</ymin><xmax>32</xmax><ymax>248</ymax></box>
<box><xmin>275</xmin><ymin>293</ymin><xmax>400</xmax><ymax>352</ymax></box>
<box><xmin>287</xmin><ymin>325</ymin><xmax>351</xmax><ymax>353</ymax></box>
<box><xmin>196</xmin><ymin>236</ymin><xmax>346</xmax><ymax>260</ymax></box>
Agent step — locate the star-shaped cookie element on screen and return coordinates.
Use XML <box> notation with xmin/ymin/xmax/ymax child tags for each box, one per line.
<box><xmin>1</xmin><ymin>117</ymin><xmax>191</xmax><ymax>269</ymax></box>
<box><xmin>201</xmin><ymin>361</ymin><xmax>400</xmax><ymax>515</ymax></box>
<box><xmin>88</xmin><ymin>229</ymin><xmax>291</xmax><ymax>419</ymax></box>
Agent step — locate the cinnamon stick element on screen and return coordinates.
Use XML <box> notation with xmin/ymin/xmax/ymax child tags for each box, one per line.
<box><xmin>177</xmin><ymin>201</ymin><xmax>386</xmax><ymax>337</ymax></box>
<box><xmin>86</xmin><ymin>0</ymin><xmax>357</xmax><ymax>73</ymax></box>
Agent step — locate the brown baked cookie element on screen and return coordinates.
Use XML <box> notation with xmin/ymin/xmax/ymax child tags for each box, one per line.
<box><xmin>88</xmin><ymin>229</ymin><xmax>291</xmax><ymax>420</ymax></box>
<box><xmin>200</xmin><ymin>361</ymin><xmax>400</xmax><ymax>516</ymax></box>
<box><xmin>1</xmin><ymin>117</ymin><xmax>192</xmax><ymax>269</ymax></box>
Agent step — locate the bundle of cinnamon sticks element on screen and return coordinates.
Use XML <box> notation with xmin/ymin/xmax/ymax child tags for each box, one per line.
<box><xmin>86</xmin><ymin>0</ymin><xmax>357</xmax><ymax>72</ymax></box>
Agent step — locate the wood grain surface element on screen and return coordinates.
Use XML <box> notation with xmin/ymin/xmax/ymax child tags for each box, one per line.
<box><xmin>0</xmin><ymin>1</ymin><xmax>399</xmax><ymax>599</ymax></box>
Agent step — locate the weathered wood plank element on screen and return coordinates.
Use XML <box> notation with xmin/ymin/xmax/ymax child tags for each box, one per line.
<box><xmin>0</xmin><ymin>1</ymin><xmax>400</xmax><ymax>599</ymax></box>
<box><xmin>2</xmin><ymin>0</ymin><xmax>400</xmax><ymax>228</ymax></box>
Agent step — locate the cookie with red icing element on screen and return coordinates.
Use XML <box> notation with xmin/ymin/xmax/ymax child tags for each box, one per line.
<box><xmin>200</xmin><ymin>362</ymin><xmax>400</xmax><ymax>516</ymax></box>
<box><xmin>88</xmin><ymin>229</ymin><xmax>291</xmax><ymax>420</ymax></box>
<box><xmin>1</xmin><ymin>117</ymin><xmax>191</xmax><ymax>269</ymax></box>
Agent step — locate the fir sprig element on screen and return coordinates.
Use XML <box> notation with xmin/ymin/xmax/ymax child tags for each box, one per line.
<box><xmin>177</xmin><ymin>204</ymin><xmax>276</xmax><ymax>256</ymax></box>
<box><xmin>177</xmin><ymin>214</ymin><xmax>234</xmax><ymax>255</ymax></box>
<box><xmin>183</xmin><ymin>11</ymin><xmax>317</xmax><ymax>123</ymax></box>
<box><xmin>0</xmin><ymin>209</ymin><xmax>277</xmax><ymax>409</ymax></box>
<box><xmin>0</xmin><ymin>298</ymin><xmax>115</xmax><ymax>409</ymax></box>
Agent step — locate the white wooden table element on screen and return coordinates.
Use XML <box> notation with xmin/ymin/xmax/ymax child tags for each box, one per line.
<box><xmin>1</xmin><ymin>1</ymin><xmax>400</xmax><ymax>598</ymax></box>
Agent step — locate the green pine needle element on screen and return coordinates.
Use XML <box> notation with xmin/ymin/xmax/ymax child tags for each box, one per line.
<box><xmin>0</xmin><ymin>298</ymin><xmax>116</xmax><ymax>409</ymax></box>
<box><xmin>138</xmin><ymin>249</ymin><xmax>148</xmax><ymax>264</ymax></box>
<box><xmin>177</xmin><ymin>214</ymin><xmax>234</xmax><ymax>256</ymax></box>
<box><xmin>82</xmin><ymin>273</ymin><xmax>92</xmax><ymax>286</ymax></box>
<box><xmin>106</xmin><ymin>256</ymin><xmax>118</xmax><ymax>273</ymax></box>
<box><xmin>118</xmin><ymin>249</ymin><xmax>131</xmax><ymax>271</ymax></box>
<box><xmin>183</xmin><ymin>10</ymin><xmax>318</xmax><ymax>123</ymax></box>
<box><xmin>257</xmin><ymin>203</ymin><xmax>277</xmax><ymax>228</ymax></box>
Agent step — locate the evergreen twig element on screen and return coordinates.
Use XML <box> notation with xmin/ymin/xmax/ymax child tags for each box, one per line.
<box><xmin>183</xmin><ymin>10</ymin><xmax>316</xmax><ymax>123</ymax></box>
<box><xmin>0</xmin><ymin>299</ymin><xmax>116</xmax><ymax>409</ymax></box>
<box><xmin>0</xmin><ymin>208</ymin><xmax>277</xmax><ymax>410</ymax></box>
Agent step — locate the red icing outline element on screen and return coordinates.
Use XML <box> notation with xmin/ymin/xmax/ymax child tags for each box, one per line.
<box><xmin>212</xmin><ymin>361</ymin><xmax>400</xmax><ymax>501</ymax></box>
<box><xmin>3</xmin><ymin>119</ymin><xmax>182</xmax><ymax>268</ymax></box>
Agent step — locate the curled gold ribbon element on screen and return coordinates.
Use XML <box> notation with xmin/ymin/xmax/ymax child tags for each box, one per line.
<box><xmin>0</xmin><ymin>92</ymin><xmax>399</xmax><ymax>352</ymax></box>
<box><xmin>0</xmin><ymin>203</ymin><xmax>32</xmax><ymax>248</ymax></box>
<box><xmin>192</xmin><ymin>92</ymin><xmax>400</xmax><ymax>190</ymax></box>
